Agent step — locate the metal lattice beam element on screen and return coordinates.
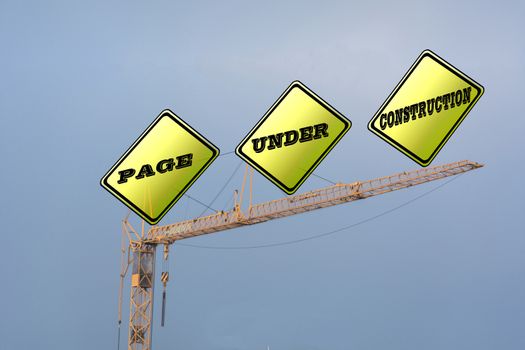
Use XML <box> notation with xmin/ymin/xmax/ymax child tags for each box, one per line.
<box><xmin>146</xmin><ymin>160</ymin><xmax>483</xmax><ymax>244</ymax></box>
<box><xmin>127</xmin><ymin>244</ymin><xmax>155</xmax><ymax>350</ymax></box>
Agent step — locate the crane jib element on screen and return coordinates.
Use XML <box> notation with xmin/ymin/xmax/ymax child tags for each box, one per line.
<box><xmin>146</xmin><ymin>160</ymin><xmax>483</xmax><ymax>244</ymax></box>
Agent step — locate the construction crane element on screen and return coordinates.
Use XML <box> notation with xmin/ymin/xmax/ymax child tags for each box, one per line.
<box><xmin>117</xmin><ymin>159</ymin><xmax>483</xmax><ymax>350</ymax></box>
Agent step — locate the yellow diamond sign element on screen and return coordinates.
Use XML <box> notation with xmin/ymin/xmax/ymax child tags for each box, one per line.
<box><xmin>236</xmin><ymin>81</ymin><xmax>351</xmax><ymax>194</ymax></box>
<box><xmin>101</xmin><ymin>109</ymin><xmax>219</xmax><ymax>224</ymax></box>
<box><xmin>368</xmin><ymin>50</ymin><xmax>484</xmax><ymax>166</ymax></box>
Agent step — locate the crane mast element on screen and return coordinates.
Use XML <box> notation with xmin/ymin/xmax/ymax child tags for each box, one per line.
<box><xmin>119</xmin><ymin>159</ymin><xmax>483</xmax><ymax>350</ymax></box>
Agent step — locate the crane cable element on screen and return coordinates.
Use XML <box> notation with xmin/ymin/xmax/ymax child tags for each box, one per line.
<box><xmin>174</xmin><ymin>172</ymin><xmax>465</xmax><ymax>250</ymax></box>
<box><xmin>197</xmin><ymin>160</ymin><xmax>243</xmax><ymax>217</ymax></box>
<box><xmin>182</xmin><ymin>153</ymin><xmax>243</xmax><ymax>214</ymax></box>
<box><xmin>160</xmin><ymin>245</ymin><xmax>169</xmax><ymax>327</ymax></box>
<box><xmin>183</xmin><ymin>150</ymin><xmax>336</xmax><ymax>215</ymax></box>
<box><xmin>117</xmin><ymin>324</ymin><xmax>121</xmax><ymax>350</ymax></box>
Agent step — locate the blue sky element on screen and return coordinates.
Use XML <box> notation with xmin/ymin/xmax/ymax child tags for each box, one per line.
<box><xmin>1</xmin><ymin>1</ymin><xmax>524</xmax><ymax>349</ymax></box>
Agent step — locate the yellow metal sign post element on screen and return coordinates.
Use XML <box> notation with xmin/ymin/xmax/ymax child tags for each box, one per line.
<box><xmin>236</xmin><ymin>81</ymin><xmax>351</xmax><ymax>194</ymax></box>
<box><xmin>368</xmin><ymin>50</ymin><xmax>484</xmax><ymax>166</ymax></box>
<box><xmin>101</xmin><ymin>109</ymin><xmax>219</xmax><ymax>224</ymax></box>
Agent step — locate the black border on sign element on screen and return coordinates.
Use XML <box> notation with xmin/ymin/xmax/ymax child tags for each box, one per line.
<box><xmin>368</xmin><ymin>49</ymin><xmax>485</xmax><ymax>167</ymax></box>
<box><xmin>235</xmin><ymin>80</ymin><xmax>352</xmax><ymax>195</ymax></box>
<box><xmin>100</xmin><ymin>109</ymin><xmax>220</xmax><ymax>225</ymax></box>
